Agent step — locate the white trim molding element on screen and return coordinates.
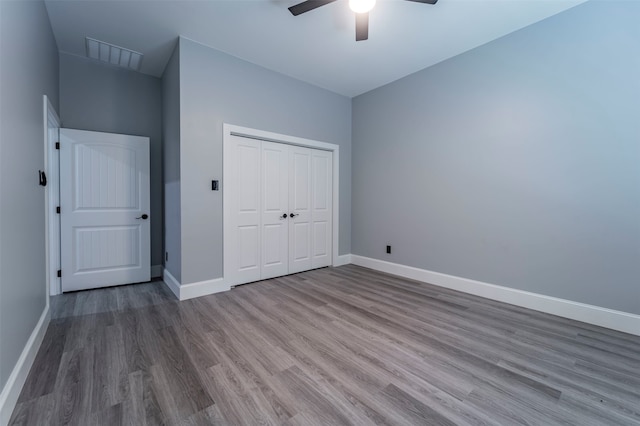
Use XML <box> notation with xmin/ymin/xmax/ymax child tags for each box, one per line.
<box><xmin>334</xmin><ymin>254</ymin><xmax>352</xmax><ymax>267</ymax></box>
<box><xmin>350</xmin><ymin>255</ymin><xmax>640</xmax><ymax>337</ymax></box>
<box><xmin>163</xmin><ymin>268</ymin><xmax>230</xmax><ymax>301</ymax></box>
<box><xmin>0</xmin><ymin>305</ymin><xmax>50</xmax><ymax>425</ymax></box>
<box><xmin>44</xmin><ymin>95</ymin><xmax>61</xmax><ymax>296</ymax></box>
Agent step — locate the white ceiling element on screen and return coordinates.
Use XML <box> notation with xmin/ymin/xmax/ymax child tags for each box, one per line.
<box><xmin>44</xmin><ymin>0</ymin><xmax>586</xmax><ymax>97</ymax></box>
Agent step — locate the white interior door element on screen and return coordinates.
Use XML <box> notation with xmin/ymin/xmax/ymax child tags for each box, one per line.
<box><xmin>288</xmin><ymin>146</ymin><xmax>313</xmax><ymax>274</ymax></box>
<box><xmin>60</xmin><ymin>129</ymin><xmax>150</xmax><ymax>292</ymax></box>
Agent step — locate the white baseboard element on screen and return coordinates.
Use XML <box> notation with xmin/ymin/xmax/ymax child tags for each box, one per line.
<box><xmin>0</xmin><ymin>305</ymin><xmax>51</xmax><ymax>425</ymax></box>
<box><xmin>162</xmin><ymin>268</ymin><xmax>181</xmax><ymax>299</ymax></box>
<box><xmin>350</xmin><ymin>255</ymin><xmax>640</xmax><ymax>337</ymax></box>
<box><xmin>180</xmin><ymin>278</ymin><xmax>229</xmax><ymax>300</ymax></box>
<box><xmin>162</xmin><ymin>268</ymin><xmax>230</xmax><ymax>301</ymax></box>
<box><xmin>151</xmin><ymin>264</ymin><xmax>163</xmax><ymax>278</ymax></box>
<box><xmin>334</xmin><ymin>254</ymin><xmax>352</xmax><ymax>267</ymax></box>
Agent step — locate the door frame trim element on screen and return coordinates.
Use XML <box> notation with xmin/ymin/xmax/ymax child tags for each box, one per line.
<box><xmin>44</xmin><ymin>95</ymin><xmax>61</xmax><ymax>296</ymax></box>
<box><xmin>222</xmin><ymin>123</ymin><xmax>341</xmax><ymax>286</ymax></box>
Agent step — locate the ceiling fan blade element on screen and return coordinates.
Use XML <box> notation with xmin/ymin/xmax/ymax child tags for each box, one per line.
<box><xmin>355</xmin><ymin>12</ymin><xmax>369</xmax><ymax>41</ymax></box>
<box><xmin>404</xmin><ymin>0</ymin><xmax>438</xmax><ymax>4</ymax></box>
<box><xmin>288</xmin><ymin>0</ymin><xmax>338</xmax><ymax>16</ymax></box>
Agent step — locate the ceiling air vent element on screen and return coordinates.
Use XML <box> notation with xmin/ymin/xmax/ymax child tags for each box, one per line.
<box><xmin>85</xmin><ymin>37</ymin><xmax>143</xmax><ymax>71</ymax></box>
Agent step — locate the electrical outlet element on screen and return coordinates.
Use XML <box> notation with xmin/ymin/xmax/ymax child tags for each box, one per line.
<box><xmin>386</xmin><ymin>245</ymin><xmax>391</xmax><ymax>254</ymax></box>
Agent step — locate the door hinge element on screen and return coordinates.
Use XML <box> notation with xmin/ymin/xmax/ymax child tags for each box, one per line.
<box><xmin>57</xmin><ymin>270</ymin><xmax>62</xmax><ymax>278</ymax></box>
<box><xmin>56</xmin><ymin>206</ymin><xmax>60</xmax><ymax>214</ymax></box>
<box><xmin>55</xmin><ymin>142</ymin><xmax>60</xmax><ymax>150</ymax></box>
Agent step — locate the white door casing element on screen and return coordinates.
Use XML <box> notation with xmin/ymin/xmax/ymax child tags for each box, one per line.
<box><xmin>60</xmin><ymin>129</ymin><xmax>150</xmax><ymax>291</ymax></box>
<box><xmin>44</xmin><ymin>95</ymin><xmax>61</xmax><ymax>296</ymax></box>
<box><xmin>224</xmin><ymin>125</ymin><xmax>337</xmax><ymax>287</ymax></box>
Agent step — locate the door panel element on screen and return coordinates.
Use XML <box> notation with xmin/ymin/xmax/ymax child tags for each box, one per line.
<box><xmin>238</xmin><ymin>226</ymin><xmax>259</xmax><ymax>271</ymax></box>
<box><xmin>312</xmin><ymin>150</ymin><xmax>333</xmax><ymax>268</ymax></box>
<box><xmin>75</xmin><ymin>226</ymin><xmax>140</xmax><ymax>273</ymax></box>
<box><xmin>60</xmin><ymin>129</ymin><xmax>150</xmax><ymax>292</ymax></box>
<box><xmin>288</xmin><ymin>146</ymin><xmax>312</xmax><ymax>273</ymax></box>
<box><xmin>261</xmin><ymin>141</ymin><xmax>289</xmax><ymax>279</ymax></box>
<box><xmin>231</xmin><ymin>137</ymin><xmax>262</xmax><ymax>284</ymax></box>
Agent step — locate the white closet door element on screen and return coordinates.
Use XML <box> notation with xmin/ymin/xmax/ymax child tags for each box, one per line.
<box><xmin>261</xmin><ymin>141</ymin><xmax>289</xmax><ymax>279</ymax></box>
<box><xmin>230</xmin><ymin>136</ymin><xmax>262</xmax><ymax>284</ymax></box>
<box><xmin>60</xmin><ymin>129</ymin><xmax>150</xmax><ymax>292</ymax></box>
<box><xmin>288</xmin><ymin>146</ymin><xmax>313</xmax><ymax>274</ymax></box>
<box><xmin>311</xmin><ymin>149</ymin><xmax>333</xmax><ymax>269</ymax></box>
<box><xmin>225</xmin><ymin>133</ymin><xmax>334</xmax><ymax>286</ymax></box>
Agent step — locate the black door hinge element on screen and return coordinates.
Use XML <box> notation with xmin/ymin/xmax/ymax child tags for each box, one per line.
<box><xmin>57</xmin><ymin>270</ymin><xmax>62</xmax><ymax>278</ymax></box>
<box><xmin>56</xmin><ymin>206</ymin><xmax>60</xmax><ymax>214</ymax></box>
<box><xmin>55</xmin><ymin>142</ymin><xmax>60</xmax><ymax>150</ymax></box>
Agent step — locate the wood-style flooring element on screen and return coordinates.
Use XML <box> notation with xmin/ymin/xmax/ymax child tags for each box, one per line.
<box><xmin>9</xmin><ymin>265</ymin><xmax>640</xmax><ymax>425</ymax></box>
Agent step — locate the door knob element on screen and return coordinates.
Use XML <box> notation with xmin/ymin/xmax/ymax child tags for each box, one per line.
<box><xmin>290</xmin><ymin>213</ymin><xmax>299</xmax><ymax>218</ymax></box>
<box><xmin>136</xmin><ymin>214</ymin><xmax>149</xmax><ymax>220</ymax></box>
<box><xmin>280</xmin><ymin>213</ymin><xmax>288</xmax><ymax>219</ymax></box>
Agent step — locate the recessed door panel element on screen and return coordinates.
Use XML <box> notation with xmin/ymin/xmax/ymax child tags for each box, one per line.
<box><xmin>293</xmin><ymin>222</ymin><xmax>311</xmax><ymax>261</ymax></box>
<box><xmin>263</xmin><ymin>224</ymin><xmax>284</xmax><ymax>265</ymax></box>
<box><xmin>75</xmin><ymin>225</ymin><xmax>140</xmax><ymax>272</ymax></box>
<box><xmin>74</xmin><ymin>143</ymin><xmax>139</xmax><ymax>210</ymax></box>
<box><xmin>238</xmin><ymin>145</ymin><xmax>260</xmax><ymax>213</ymax></box>
<box><xmin>238</xmin><ymin>226</ymin><xmax>259</xmax><ymax>271</ymax></box>
<box><xmin>313</xmin><ymin>222</ymin><xmax>328</xmax><ymax>257</ymax></box>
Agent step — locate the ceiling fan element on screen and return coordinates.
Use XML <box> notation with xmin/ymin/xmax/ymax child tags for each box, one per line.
<box><xmin>288</xmin><ymin>0</ymin><xmax>438</xmax><ymax>41</ymax></box>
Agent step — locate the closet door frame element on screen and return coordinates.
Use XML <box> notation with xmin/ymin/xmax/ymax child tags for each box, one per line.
<box><xmin>223</xmin><ymin>124</ymin><xmax>340</xmax><ymax>287</ymax></box>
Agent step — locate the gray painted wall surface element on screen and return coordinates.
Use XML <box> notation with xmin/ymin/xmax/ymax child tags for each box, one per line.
<box><xmin>59</xmin><ymin>53</ymin><xmax>164</xmax><ymax>268</ymax></box>
<box><xmin>0</xmin><ymin>0</ymin><xmax>59</xmax><ymax>389</ymax></box>
<box><xmin>179</xmin><ymin>37</ymin><xmax>352</xmax><ymax>284</ymax></box>
<box><xmin>162</xmin><ymin>43</ymin><xmax>181</xmax><ymax>281</ymax></box>
<box><xmin>352</xmin><ymin>1</ymin><xmax>640</xmax><ymax>314</ymax></box>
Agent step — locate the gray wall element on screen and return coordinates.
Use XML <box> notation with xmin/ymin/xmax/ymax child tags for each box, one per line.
<box><xmin>179</xmin><ymin>37</ymin><xmax>352</xmax><ymax>284</ymax></box>
<box><xmin>59</xmin><ymin>53</ymin><xmax>164</xmax><ymax>269</ymax></box>
<box><xmin>0</xmin><ymin>0</ymin><xmax>59</xmax><ymax>390</ymax></box>
<box><xmin>162</xmin><ymin>43</ymin><xmax>182</xmax><ymax>281</ymax></box>
<box><xmin>352</xmin><ymin>1</ymin><xmax>640</xmax><ymax>315</ymax></box>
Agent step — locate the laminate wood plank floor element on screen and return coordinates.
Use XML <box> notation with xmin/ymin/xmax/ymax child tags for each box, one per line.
<box><xmin>9</xmin><ymin>265</ymin><xmax>640</xmax><ymax>425</ymax></box>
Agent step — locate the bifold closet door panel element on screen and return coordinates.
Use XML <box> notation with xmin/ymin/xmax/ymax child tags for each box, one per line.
<box><xmin>261</xmin><ymin>141</ymin><xmax>290</xmax><ymax>280</ymax></box>
<box><xmin>288</xmin><ymin>146</ymin><xmax>313</xmax><ymax>274</ymax></box>
<box><xmin>311</xmin><ymin>149</ymin><xmax>332</xmax><ymax>269</ymax></box>
<box><xmin>231</xmin><ymin>137</ymin><xmax>262</xmax><ymax>284</ymax></box>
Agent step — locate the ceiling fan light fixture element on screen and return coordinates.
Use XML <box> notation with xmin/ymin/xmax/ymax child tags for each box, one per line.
<box><xmin>349</xmin><ymin>0</ymin><xmax>376</xmax><ymax>14</ymax></box>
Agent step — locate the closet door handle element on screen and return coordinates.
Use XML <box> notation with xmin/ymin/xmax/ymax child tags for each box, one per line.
<box><xmin>289</xmin><ymin>213</ymin><xmax>299</xmax><ymax>218</ymax></box>
<box><xmin>280</xmin><ymin>213</ymin><xmax>288</xmax><ymax>219</ymax></box>
<box><xmin>136</xmin><ymin>214</ymin><xmax>149</xmax><ymax>220</ymax></box>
